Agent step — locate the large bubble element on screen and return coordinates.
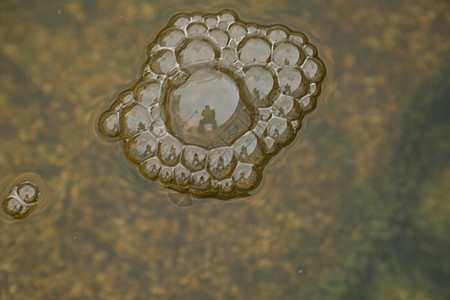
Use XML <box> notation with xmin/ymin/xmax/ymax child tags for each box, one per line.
<box><xmin>97</xmin><ymin>10</ymin><xmax>326</xmax><ymax>200</ymax></box>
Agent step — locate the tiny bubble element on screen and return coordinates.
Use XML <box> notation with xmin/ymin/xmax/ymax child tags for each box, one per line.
<box><xmin>296</xmin><ymin>267</ymin><xmax>306</xmax><ymax>277</ymax></box>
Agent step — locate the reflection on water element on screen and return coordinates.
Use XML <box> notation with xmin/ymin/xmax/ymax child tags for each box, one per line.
<box><xmin>0</xmin><ymin>0</ymin><xmax>448</xmax><ymax>299</ymax></box>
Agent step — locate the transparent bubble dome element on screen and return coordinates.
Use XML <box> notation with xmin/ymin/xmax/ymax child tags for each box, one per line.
<box><xmin>167</xmin><ymin>67</ymin><xmax>254</xmax><ymax>149</ymax></box>
<box><xmin>98</xmin><ymin>9</ymin><xmax>326</xmax><ymax>200</ymax></box>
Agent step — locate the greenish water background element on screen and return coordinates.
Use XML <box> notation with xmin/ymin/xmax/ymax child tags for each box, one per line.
<box><xmin>0</xmin><ymin>0</ymin><xmax>449</xmax><ymax>299</ymax></box>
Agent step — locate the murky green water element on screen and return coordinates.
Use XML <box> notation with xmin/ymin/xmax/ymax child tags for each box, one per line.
<box><xmin>0</xmin><ymin>0</ymin><xmax>449</xmax><ymax>299</ymax></box>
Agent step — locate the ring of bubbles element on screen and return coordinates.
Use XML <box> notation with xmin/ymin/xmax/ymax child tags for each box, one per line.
<box><xmin>98</xmin><ymin>10</ymin><xmax>326</xmax><ymax>199</ymax></box>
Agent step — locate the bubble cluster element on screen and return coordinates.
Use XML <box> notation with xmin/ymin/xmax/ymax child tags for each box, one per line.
<box><xmin>2</xmin><ymin>180</ymin><xmax>40</xmax><ymax>219</ymax></box>
<box><xmin>98</xmin><ymin>10</ymin><xmax>326</xmax><ymax>199</ymax></box>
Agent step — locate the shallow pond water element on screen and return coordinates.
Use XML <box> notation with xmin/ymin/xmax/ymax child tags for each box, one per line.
<box><xmin>0</xmin><ymin>0</ymin><xmax>449</xmax><ymax>299</ymax></box>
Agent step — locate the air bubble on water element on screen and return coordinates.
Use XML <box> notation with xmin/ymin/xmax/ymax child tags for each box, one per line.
<box><xmin>182</xmin><ymin>146</ymin><xmax>207</xmax><ymax>171</ymax></box>
<box><xmin>219</xmin><ymin>178</ymin><xmax>234</xmax><ymax>193</ymax></box>
<box><xmin>278</xmin><ymin>67</ymin><xmax>305</xmax><ymax>97</ymax></box>
<box><xmin>229</xmin><ymin>23</ymin><xmax>247</xmax><ymax>40</ymax></box>
<box><xmin>160</xmin><ymin>29</ymin><xmax>185</xmax><ymax>47</ymax></box>
<box><xmin>173</xmin><ymin>16</ymin><xmax>190</xmax><ymax>28</ymax></box>
<box><xmin>178</xmin><ymin>39</ymin><xmax>217</xmax><ymax>65</ymax></box>
<box><xmin>273</xmin><ymin>42</ymin><xmax>301</xmax><ymax>66</ymax></box>
<box><xmin>98</xmin><ymin>111</ymin><xmax>120</xmax><ymax>138</ymax></box>
<box><xmin>207</xmin><ymin>147</ymin><xmax>236</xmax><ymax>180</ymax></box>
<box><xmin>219</xmin><ymin>11</ymin><xmax>235</xmax><ymax>23</ymax></box>
<box><xmin>150</xmin><ymin>49</ymin><xmax>176</xmax><ymax>74</ymax></box>
<box><xmin>187</xmin><ymin>23</ymin><xmax>208</xmax><ymax>35</ymax></box>
<box><xmin>272</xmin><ymin>95</ymin><xmax>300</xmax><ymax>120</ymax></box>
<box><xmin>267</xmin><ymin>117</ymin><xmax>294</xmax><ymax>144</ymax></box>
<box><xmin>267</xmin><ymin>27</ymin><xmax>288</xmax><ymax>42</ymax></box>
<box><xmin>174</xmin><ymin>165</ymin><xmax>191</xmax><ymax>186</ymax></box>
<box><xmin>158</xmin><ymin>135</ymin><xmax>183</xmax><ymax>166</ymax></box>
<box><xmin>17</xmin><ymin>182</ymin><xmax>39</xmax><ymax>203</ymax></box>
<box><xmin>244</xmin><ymin>66</ymin><xmax>276</xmax><ymax>107</ymax></box>
<box><xmin>209</xmin><ymin>29</ymin><xmax>229</xmax><ymax>47</ymax></box>
<box><xmin>139</xmin><ymin>157</ymin><xmax>162</xmax><ymax>179</ymax></box>
<box><xmin>159</xmin><ymin>166</ymin><xmax>174</xmax><ymax>183</ymax></box>
<box><xmin>134</xmin><ymin>81</ymin><xmax>161</xmax><ymax>106</ymax></box>
<box><xmin>190</xmin><ymin>170</ymin><xmax>211</xmax><ymax>190</ymax></box>
<box><xmin>301</xmin><ymin>58</ymin><xmax>324</xmax><ymax>81</ymax></box>
<box><xmin>120</xmin><ymin>104</ymin><xmax>151</xmax><ymax>139</ymax></box>
<box><xmin>232</xmin><ymin>163</ymin><xmax>259</xmax><ymax>190</ymax></box>
<box><xmin>3</xmin><ymin>197</ymin><xmax>22</xmax><ymax>216</ymax></box>
<box><xmin>239</xmin><ymin>38</ymin><xmax>271</xmax><ymax>64</ymax></box>
<box><xmin>204</xmin><ymin>16</ymin><xmax>217</xmax><ymax>27</ymax></box>
<box><xmin>125</xmin><ymin>131</ymin><xmax>158</xmax><ymax>164</ymax></box>
<box><xmin>232</xmin><ymin>132</ymin><xmax>264</xmax><ymax>165</ymax></box>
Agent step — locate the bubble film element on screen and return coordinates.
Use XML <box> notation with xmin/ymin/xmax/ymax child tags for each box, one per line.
<box><xmin>98</xmin><ymin>10</ymin><xmax>326</xmax><ymax>199</ymax></box>
<box><xmin>2</xmin><ymin>180</ymin><xmax>40</xmax><ymax>219</ymax></box>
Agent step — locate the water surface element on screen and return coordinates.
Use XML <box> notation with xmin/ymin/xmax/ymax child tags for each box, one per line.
<box><xmin>0</xmin><ymin>0</ymin><xmax>449</xmax><ymax>299</ymax></box>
